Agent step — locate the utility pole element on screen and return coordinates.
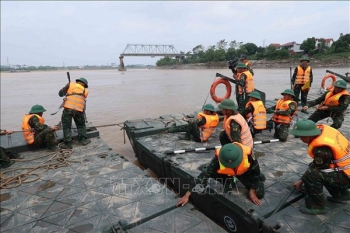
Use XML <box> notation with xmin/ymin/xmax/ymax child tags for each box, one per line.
<box><xmin>7</xmin><ymin>57</ymin><xmax>9</xmax><ymax>67</ymax></box>
<box><xmin>263</xmin><ymin>39</ymin><xmax>266</xmax><ymax>48</ymax></box>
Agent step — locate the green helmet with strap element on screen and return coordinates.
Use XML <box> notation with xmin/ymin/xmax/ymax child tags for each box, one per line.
<box><xmin>247</xmin><ymin>91</ymin><xmax>261</xmax><ymax>100</ymax></box>
<box><xmin>289</xmin><ymin>119</ymin><xmax>321</xmax><ymax>137</ymax></box>
<box><xmin>300</xmin><ymin>56</ymin><xmax>310</xmax><ymax>62</ymax></box>
<box><xmin>219</xmin><ymin>143</ymin><xmax>243</xmax><ymax>168</ymax></box>
<box><xmin>333</xmin><ymin>80</ymin><xmax>347</xmax><ymax>89</ymax></box>
<box><xmin>202</xmin><ymin>103</ymin><xmax>215</xmax><ymax>112</ymax></box>
<box><xmin>236</xmin><ymin>62</ymin><xmax>248</xmax><ymax>69</ymax></box>
<box><xmin>281</xmin><ymin>89</ymin><xmax>295</xmax><ymax>97</ymax></box>
<box><xmin>29</xmin><ymin>104</ymin><xmax>46</xmax><ymax>114</ymax></box>
<box><xmin>240</xmin><ymin>54</ymin><xmax>247</xmax><ymax>60</ymax></box>
<box><xmin>218</xmin><ymin>99</ymin><xmax>237</xmax><ymax>111</ymax></box>
<box><xmin>76</xmin><ymin>77</ymin><xmax>88</xmax><ymax>87</ymax></box>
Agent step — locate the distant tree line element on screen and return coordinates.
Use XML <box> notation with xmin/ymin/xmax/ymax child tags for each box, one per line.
<box><xmin>156</xmin><ymin>34</ymin><xmax>350</xmax><ymax>66</ymax></box>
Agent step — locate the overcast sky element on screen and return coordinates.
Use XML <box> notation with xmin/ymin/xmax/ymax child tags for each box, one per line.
<box><xmin>1</xmin><ymin>1</ymin><xmax>349</xmax><ymax>67</ymax></box>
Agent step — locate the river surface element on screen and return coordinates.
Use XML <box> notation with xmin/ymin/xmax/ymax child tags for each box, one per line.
<box><xmin>1</xmin><ymin>67</ymin><xmax>349</xmax><ymax>164</ymax></box>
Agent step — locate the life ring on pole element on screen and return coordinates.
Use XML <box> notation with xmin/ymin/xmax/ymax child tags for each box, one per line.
<box><xmin>321</xmin><ymin>74</ymin><xmax>336</xmax><ymax>90</ymax></box>
<box><xmin>210</xmin><ymin>78</ymin><xmax>232</xmax><ymax>103</ymax></box>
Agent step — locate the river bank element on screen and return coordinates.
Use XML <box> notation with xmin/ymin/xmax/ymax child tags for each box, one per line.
<box><xmin>156</xmin><ymin>56</ymin><xmax>350</xmax><ymax>70</ymax></box>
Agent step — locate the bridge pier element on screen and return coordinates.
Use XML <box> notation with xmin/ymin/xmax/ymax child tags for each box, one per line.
<box><xmin>118</xmin><ymin>55</ymin><xmax>126</xmax><ymax>71</ymax></box>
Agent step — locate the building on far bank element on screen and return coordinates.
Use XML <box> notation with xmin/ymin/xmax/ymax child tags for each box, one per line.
<box><xmin>269</xmin><ymin>42</ymin><xmax>304</xmax><ymax>54</ymax></box>
<box><xmin>315</xmin><ymin>38</ymin><xmax>334</xmax><ymax>48</ymax></box>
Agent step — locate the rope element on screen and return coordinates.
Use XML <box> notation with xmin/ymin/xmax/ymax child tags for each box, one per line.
<box><xmin>0</xmin><ymin>147</ymin><xmax>74</xmax><ymax>189</ymax></box>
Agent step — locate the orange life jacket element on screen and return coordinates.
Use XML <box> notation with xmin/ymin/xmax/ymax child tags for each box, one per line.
<box><xmin>215</xmin><ymin>142</ymin><xmax>252</xmax><ymax>176</ymax></box>
<box><xmin>224</xmin><ymin>114</ymin><xmax>254</xmax><ymax>148</ymax></box>
<box><xmin>272</xmin><ymin>99</ymin><xmax>297</xmax><ymax>125</ymax></box>
<box><xmin>245</xmin><ymin>100</ymin><xmax>267</xmax><ymax>130</ymax></box>
<box><xmin>323</xmin><ymin>89</ymin><xmax>350</xmax><ymax>107</ymax></box>
<box><xmin>21</xmin><ymin>114</ymin><xmax>45</xmax><ymax>144</ymax></box>
<box><xmin>244</xmin><ymin>61</ymin><xmax>252</xmax><ymax>68</ymax></box>
<box><xmin>295</xmin><ymin>66</ymin><xmax>311</xmax><ymax>85</ymax></box>
<box><xmin>237</xmin><ymin>71</ymin><xmax>254</xmax><ymax>95</ymax></box>
<box><xmin>197</xmin><ymin>112</ymin><xmax>219</xmax><ymax>142</ymax></box>
<box><xmin>63</xmin><ymin>82</ymin><xmax>89</xmax><ymax>112</ymax></box>
<box><xmin>308</xmin><ymin>124</ymin><xmax>350</xmax><ymax>176</ymax></box>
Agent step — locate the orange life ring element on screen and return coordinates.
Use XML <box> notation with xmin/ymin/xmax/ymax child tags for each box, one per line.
<box><xmin>210</xmin><ymin>78</ymin><xmax>232</xmax><ymax>103</ymax></box>
<box><xmin>321</xmin><ymin>74</ymin><xmax>336</xmax><ymax>90</ymax></box>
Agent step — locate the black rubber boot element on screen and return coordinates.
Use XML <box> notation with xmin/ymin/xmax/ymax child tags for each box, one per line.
<box><xmin>60</xmin><ymin>142</ymin><xmax>73</xmax><ymax>149</ymax></box>
<box><xmin>0</xmin><ymin>160</ymin><xmax>15</xmax><ymax>168</ymax></box>
<box><xmin>80</xmin><ymin>139</ymin><xmax>91</xmax><ymax>146</ymax></box>
<box><xmin>299</xmin><ymin>207</ymin><xmax>328</xmax><ymax>215</ymax></box>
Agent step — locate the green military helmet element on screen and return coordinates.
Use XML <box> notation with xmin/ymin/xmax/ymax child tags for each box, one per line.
<box><xmin>247</xmin><ymin>91</ymin><xmax>261</xmax><ymax>100</ymax></box>
<box><xmin>240</xmin><ymin>54</ymin><xmax>247</xmax><ymax>60</ymax></box>
<box><xmin>202</xmin><ymin>103</ymin><xmax>215</xmax><ymax>112</ymax></box>
<box><xmin>333</xmin><ymin>79</ymin><xmax>347</xmax><ymax>89</ymax></box>
<box><xmin>289</xmin><ymin>119</ymin><xmax>321</xmax><ymax>137</ymax></box>
<box><xmin>300</xmin><ymin>56</ymin><xmax>310</xmax><ymax>62</ymax></box>
<box><xmin>29</xmin><ymin>104</ymin><xmax>46</xmax><ymax>114</ymax></box>
<box><xmin>281</xmin><ymin>89</ymin><xmax>295</xmax><ymax>97</ymax></box>
<box><xmin>236</xmin><ymin>62</ymin><xmax>248</xmax><ymax>69</ymax></box>
<box><xmin>219</xmin><ymin>143</ymin><xmax>243</xmax><ymax>168</ymax></box>
<box><xmin>76</xmin><ymin>77</ymin><xmax>88</xmax><ymax>87</ymax></box>
<box><xmin>218</xmin><ymin>99</ymin><xmax>238</xmax><ymax>111</ymax></box>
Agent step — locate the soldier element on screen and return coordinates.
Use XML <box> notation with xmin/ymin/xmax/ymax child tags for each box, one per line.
<box><xmin>176</xmin><ymin>142</ymin><xmax>265</xmax><ymax>207</ymax></box>
<box><xmin>241</xmin><ymin>91</ymin><xmax>267</xmax><ymax>138</ymax></box>
<box><xmin>239</xmin><ymin>54</ymin><xmax>254</xmax><ymax>75</ymax></box>
<box><xmin>267</xmin><ymin>89</ymin><xmax>297</xmax><ymax>142</ymax></box>
<box><xmin>168</xmin><ymin>103</ymin><xmax>219</xmax><ymax>142</ymax></box>
<box><xmin>218</xmin><ymin>99</ymin><xmax>254</xmax><ymax>148</ymax></box>
<box><xmin>302</xmin><ymin>80</ymin><xmax>349</xmax><ymax>129</ymax></box>
<box><xmin>290</xmin><ymin>120</ymin><xmax>350</xmax><ymax>215</ymax></box>
<box><xmin>291</xmin><ymin>56</ymin><xmax>313</xmax><ymax>113</ymax></box>
<box><xmin>234</xmin><ymin>63</ymin><xmax>255</xmax><ymax>112</ymax></box>
<box><xmin>0</xmin><ymin>129</ymin><xmax>21</xmax><ymax>168</ymax></box>
<box><xmin>59</xmin><ymin>77</ymin><xmax>91</xmax><ymax>149</ymax></box>
<box><xmin>22</xmin><ymin>105</ymin><xmax>59</xmax><ymax>150</ymax></box>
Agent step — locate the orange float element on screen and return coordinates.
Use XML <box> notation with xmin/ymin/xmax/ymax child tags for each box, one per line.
<box><xmin>210</xmin><ymin>78</ymin><xmax>232</xmax><ymax>103</ymax></box>
<box><xmin>321</xmin><ymin>74</ymin><xmax>336</xmax><ymax>90</ymax></box>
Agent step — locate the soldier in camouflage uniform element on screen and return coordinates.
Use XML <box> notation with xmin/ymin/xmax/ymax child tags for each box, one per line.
<box><xmin>290</xmin><ymin>120</ymin><xmax>350</xmax><ymax>215</ymax></box>
<box><xmin>168</xmin><ymin>103</ymin><xmax>219</xmax><ymax>142</ymax></box>
<box><xmin>59</xmin><ymin>77</ymin><xmax>90</xmax><ymax>149</ymax></box>
<box><xmin>292</xmin><ymin>56</ymin><xmax>313</xmax><ymax>113</ymax></box>
<box><xmin>0</xmin><ymin>130</ymin><xmax>17</xmax><ymax>168</ymax></box>
<box><xmin>302</xmin><ymin>80</ymin><xmax>349</xmax><ymax>129</ymax></box>
<box><xmin>218</xmin><ymin>99</ymin><xmax>254</xmax><ymax>148</ymax></box>
<box><xmin>176</xmin><ymin>143</ymin><xmax>264</xmax><ymax>207</ymax></box>
<box><xmin>239</xmin><ymin>54</ymin><xmax>254</xmax><ymax>75</ymax></box>
<box><xmin>234</xmin><ymin>63</ymin><xmax>255</xmax><ymax>112</ymax></box>
<box><xmin>22</xmin><ymin>105</ymin><xmax>59</xmax><ymax>150</ymax></box>
<box><xmin>266</xmin><ymin>89</ymin><xmax>297</xmax><ymax>142</ymax></box>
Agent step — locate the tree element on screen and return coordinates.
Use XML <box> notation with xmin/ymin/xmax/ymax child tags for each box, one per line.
<box><xmin>192</xmin><ymin>45</ymin><xmax>205</xmax><ymax>54</ymax></box>
<box><xmin>332</xmin><ymin>34</ymin><xmax>350</xmax><ymax>53</ymax></box>
<box><xmin>229</xmin><ymin>40</ymin><xmax>237</xmax><ymax>49</ymax></box>
<box><xmin>216</xmin><ymin>39</ymin><xmax>228</xmax><ymax>50</ymax></box>
<box><xmin>243</xmin><ymin>43</ymin><xmax>258</xmax><ymax>55</ymax></box>
<box><xmin>300</xmin><ymin>37</ymin><xmax>316</xmax><ymax>54</ymax></box>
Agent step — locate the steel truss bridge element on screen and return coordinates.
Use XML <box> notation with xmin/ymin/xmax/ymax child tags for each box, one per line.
<box><xmin>118</xmin><ymin>44</ymin><xmax>188</xmax><ymax>71</ymax></box>
<box><xmin>120</xmin><ymin>44</ymin><xmax>184</xmax><ymax>57</ymax></box>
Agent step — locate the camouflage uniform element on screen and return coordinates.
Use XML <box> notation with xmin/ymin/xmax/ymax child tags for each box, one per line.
<box><xmin>177</xmin><ymin>117</ymin><xmax>205</xmax><ymax>142</ymax></box>
<box><xmin>28</xmin><ymin>116</ymin><xmax>57</xmax><ymax>149</ymax></box>
<box><xmin>267</xmin><ymin>101</ymin><xmax>297</xmax><ymax>142</ymax></box>
<box><xmin>59</xmin><ymin>85</ymin><xmax>88</xmax><ymax>144</ymax></box>
<box><xmin>306</xmin><ymin>92</ymin><xmax>350</xmax><ymax>129</ymax></box>
<box><xmin>0</xmin><ymin>147</ymin><xmax>13</xmax><ymax>168</ymax></box>
<box><xmin>235</xmin><ymin>73</ymin><xmax>249</xmax><ymax>112</ymax></box>
<box><xmin>240</xmin><ymin>104</ymin><xmax>262</xmax><ymax>138</ymax></box>
<box><xmin>219</xmin><ymin>113</ymin><xmax>243</xmax><ymax>146</ymax></box>
<box><xmin>291</xmin><ymin>66</ymin><xmax>313</xmax><ymax>107</ymax></box>
<box><xmin>301</xmin><ymin>146</ymin><xmax>350</xmax><ymax>209</ymax></box>
<box><xmin>192</xmin><ymin>152</ymin><xmax>264</xmax><ymax>198</ymax></box>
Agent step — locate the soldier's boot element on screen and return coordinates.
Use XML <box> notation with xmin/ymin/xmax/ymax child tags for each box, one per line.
<box><xmin>80</xmin><ymin>139</ymin><xmax>91</xmax><ymax>146</ymax></box>
<box><xmin>178</xmin><ymin>132</ymin><xmax>190</xmax><ymax>140</ymax></box>
<box><xmin>60</xmin><ymin>142</ymin><xmax>73</xmax><ymax>149</ymax></box>
<box><xmin>259</xmin><ymin>173</ymin><xmax>266</xmax><ymax>181</ymax></box>
<box><xmin>327</xmin><ymin>194</ymin><xmax>350</xmax><ymax>203</ymax></box>
<box><xmin>0</xmin><ymin>160</ymin><xmax>15</xmax><ymax>168</ymax></box>
<box><xmin>168</xmin><ymin>123</ymin><xmax>186</xmax><ymax>133</ymax></box>
<box><xmin>301</xmin><ymin>109</ymin><xmax>309</xmax><ymax>114</ymax></box>
<box><xmin>8</xmin><ymin>152</ymin><xmax>23</xmax><ymax>159</ymax></box>
<box><xmin>299</xmin><ymin>207</ymin><xmax>328</xmax><ymax>215</ymax></box>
